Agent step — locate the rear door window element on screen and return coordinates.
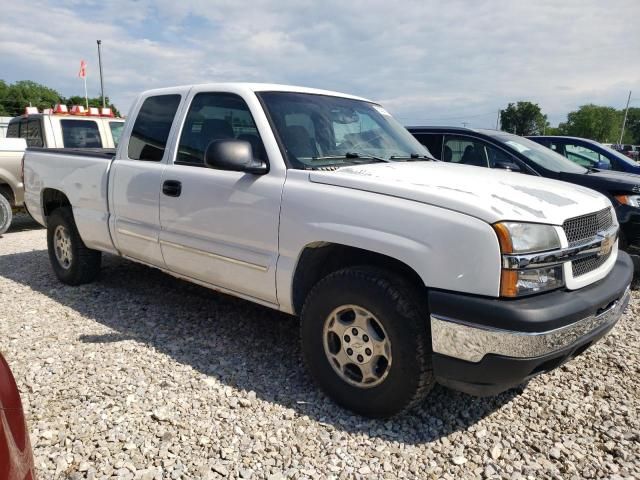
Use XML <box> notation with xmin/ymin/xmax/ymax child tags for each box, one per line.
<box><xmin>412</xmin><ymin>133</ymin><xmax>443</xmax><ymax>159</ymax></box>
<box><xmin>128</xmin><ymin>94</ymin><xmax>182</xmax><ymax>161</ymax></box>
<box><xmin>61</xmin><ymin>120</ymin><xmax>102</xmax><ymax>148</ymax></box>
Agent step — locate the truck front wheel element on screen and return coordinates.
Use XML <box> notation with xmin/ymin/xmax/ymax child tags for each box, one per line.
<box><xmin>0</xmin><ymin>193</ymin><xmax>12</xmax><ymax>235</ymax></box>
<box><xmin>47</xmin><ymin>207</ymin><xmax>101</xmax><ymax>285</ymax></box>
<box><xmin>300</xmin><ymin>267</ymin><xmax>434</xmax><ymax>418</ymax></box>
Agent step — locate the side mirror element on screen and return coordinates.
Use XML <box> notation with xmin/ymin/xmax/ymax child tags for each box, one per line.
<box><xmin>204</xmin><ymin>139</ymin><xmax>267</xmax><ymax>174</ymax></box>
<box><xmin>495</xmin><ymin>161</ymin><xmax>521</xmax><ymax>172</ymax></box>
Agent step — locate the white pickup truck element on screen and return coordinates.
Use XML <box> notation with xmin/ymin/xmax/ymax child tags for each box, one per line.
<box><xmin>0</xmin><ymin>111</ymin><xmax>124</xmax><ymax>233</ymax></box>
<box><xmin>23</xmin><ymin>83</ymin><xmax>633</xmax><ymax>417</ymax></box>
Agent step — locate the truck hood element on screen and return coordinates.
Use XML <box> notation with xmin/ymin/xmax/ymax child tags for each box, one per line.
<box><xmin>309</xmin><ymin>162</ymin><xmax>611</xmax><ymax>225</ymax></box>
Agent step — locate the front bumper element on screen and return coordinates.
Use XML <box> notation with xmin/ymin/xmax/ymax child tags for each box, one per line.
<box><xmin>429</xmin><ymin>251</ymin><xmax>633</xmax><ymax>396</ymax></box>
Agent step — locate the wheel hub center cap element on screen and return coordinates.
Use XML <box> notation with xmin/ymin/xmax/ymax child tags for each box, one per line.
<box><xmin>342</xmin><ymin>326</ymin><xmax>373</xmax><ymax>365</ymax></box>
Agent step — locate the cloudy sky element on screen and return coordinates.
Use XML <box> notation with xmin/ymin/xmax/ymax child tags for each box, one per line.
<box><xmin>1</xmin><ymin>0</ymin><xmax>638</xmax><ymax>126</ymax></box>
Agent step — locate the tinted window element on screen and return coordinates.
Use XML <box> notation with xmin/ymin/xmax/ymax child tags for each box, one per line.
<box><xmin>109</xmin><ymin>121</ymin><xmax>124</xmax><ymax>147</ymax></box>
<box><xmin>128</xmin><ymin>94</ymin><xmax>181</xmax><ymax>161</ymax></box>
<box><xmin>25</xmin><ymin>119</ymin><xmax>44</xmax><ymax>147</ymax></box>
<box><xmin>6</xmin><ymin>120</ymin><xmax>20</xmax><ymax>138</ymax></box>
<box><xmin>177</xmin><ymin>92</ymin><xmax>264</xmax><ymax>166</ymax></box>
<box><xmin>412</xmin><ymin>133</ymin><xmax>442</xmax><ymax>159</ymax></box>
<box><xmin>61</xmin><ymin>120</ymin><xmax>102</xmax><ymax>148</ymax></box>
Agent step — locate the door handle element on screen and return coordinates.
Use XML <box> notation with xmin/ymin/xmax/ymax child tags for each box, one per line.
<box><xmin>162</xmin><ymin>180</ymin><xmax>182</xmax><ymax>197</ymax></box>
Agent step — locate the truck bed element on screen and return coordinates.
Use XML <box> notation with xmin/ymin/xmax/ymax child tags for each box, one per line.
<box><xmin>23</xmin><ymin>147</ymin><xmax>117</xmax><ymax>253</ymax></box>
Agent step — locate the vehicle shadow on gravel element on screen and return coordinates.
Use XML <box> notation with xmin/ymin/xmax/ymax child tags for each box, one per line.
<box><xmin>0</xmin><ymin>249</ymin><xmax>520</xmax><ymax>444</ymax></box>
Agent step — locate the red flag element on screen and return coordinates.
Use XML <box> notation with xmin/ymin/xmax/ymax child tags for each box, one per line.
<box><xmin>78</xmin><ymin>60</ymin><xmax>87</xmax><ymax>79</ymax></box>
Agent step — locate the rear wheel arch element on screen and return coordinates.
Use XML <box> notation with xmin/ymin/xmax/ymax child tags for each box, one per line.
<box><xmin>42</xmin><ymin>188</ymin><xmax>71</xmax><ymax>220</ymax></box>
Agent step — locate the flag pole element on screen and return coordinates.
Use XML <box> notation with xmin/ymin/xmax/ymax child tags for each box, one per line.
<box><xmin>83</xmin><ymin>74</ymin><xmax>88</xmax><ymax>109</ymax></box>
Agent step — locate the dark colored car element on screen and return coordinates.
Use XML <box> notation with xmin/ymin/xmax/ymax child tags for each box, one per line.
<box><xmin>408</xmin><ymin>126</ymin><xmax>640</xmax><ymax>268</ymax></box>
<box><xmin>0</xmin><ymin>352</ymin><xmax>36</xmax><ymax>480</ymax></box>
<box><xmin>528</xmin><ymin>136</ymin><xmax>640</xmax><ymax>175</ymax></box>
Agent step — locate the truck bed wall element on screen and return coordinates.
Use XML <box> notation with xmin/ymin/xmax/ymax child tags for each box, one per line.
<box><xmin>23</xmin><ymin>149</ymin><xmax>117</xmax><ymax>253</ymax></box>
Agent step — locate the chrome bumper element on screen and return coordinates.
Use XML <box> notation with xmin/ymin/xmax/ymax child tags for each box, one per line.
<box><xmin>431</xmin><ymin>286</ymin><xmax>631</xmax><ymax>363</ymax></box>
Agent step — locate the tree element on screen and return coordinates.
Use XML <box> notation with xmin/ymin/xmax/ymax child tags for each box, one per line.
<box><xmin>622</xmin><ymin>107</ymin><xmax>640</xmax><ymax>144</ymax></box>
<box><xmin>500</xmin><ymin>101</ymin><xmax>548</xmax><ymax>136</ymax></box>
<box><xmin>0</xmin><ymin>79</ymin><xmax>122</xmax><ymax>117</ymax></box>
<box><xmin>63</xmin><ymin>95</ymin><xmax>121</xmax><ymax>117</ymax></box>
<box><xmin>0</xmin><ymin>80</ymin><xmax>63</xmax><ymax>116</ymax></box>
<box><xmin>557</xmin><ymin>104</ymin><xmax>621</xmax><ymax>143</ymax></box>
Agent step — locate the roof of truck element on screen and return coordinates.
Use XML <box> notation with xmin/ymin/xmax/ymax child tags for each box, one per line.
<box><xmin>139</xmin><ymin>83</ymin><xmax>372</xmax><ymax>102</ymax></box>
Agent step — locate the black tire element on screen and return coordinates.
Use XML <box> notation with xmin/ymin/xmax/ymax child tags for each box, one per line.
<box><xmin>47</xmin><ymin>207</ymin><xmax>101</xmax><ymax>285</ymax></box>
<box><xmin>0</xmin><ymin>193</ymin><xmax>12</xmax><ymax>235</ymax></box>
<box><xmin>300</xmin><ymin>266</ymin><xmax>434</xmax><ymax>418</ymax></box>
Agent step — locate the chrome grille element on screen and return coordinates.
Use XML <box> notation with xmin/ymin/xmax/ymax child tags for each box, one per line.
<box><xmin>563</xmin><ymin>208</ymin><xmax>613</xmax><ymax>247</ymax></box>
<box><xmin>571</xmin><ymin>250</ymin><xmax>612</xmax><ymax>277</ymax></box>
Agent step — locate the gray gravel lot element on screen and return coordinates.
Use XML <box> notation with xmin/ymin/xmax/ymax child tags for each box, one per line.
<box><xmin>1</xmin><ymin>213</ymin><xmax>639</xmax><ymax>479</ymax></box>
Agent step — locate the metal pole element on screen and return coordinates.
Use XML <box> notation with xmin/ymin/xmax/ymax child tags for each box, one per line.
<box><xmin>83</xmin><ymin>75</ymin><xmax>88</xmax><ymax>109</ymax></box>
<box><xmin>496</xmin><ymin>110</ymin><xmax>500</xmax><ymax>130</ymax></box>
<box><xmin>618</xmin><ymin>90</ymin><xmax>632</xmax><ymax>145</ymax></box>
<box><xmin>97</xmin><ymin>40</ymin><xmax>105</xmax><ymax>108</ymax></box>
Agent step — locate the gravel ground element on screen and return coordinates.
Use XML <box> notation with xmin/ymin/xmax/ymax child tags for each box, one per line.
<box><xmin>1</xmin><ymin>213</ymin><xmax>639</xmax><ymax>480</ymax></box>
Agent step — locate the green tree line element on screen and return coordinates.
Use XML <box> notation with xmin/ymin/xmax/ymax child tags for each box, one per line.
<box><xmin>500</xmin><ymin>100</ymin><xmax>640</xmax><ymax>144</ymax></box>
<box><xmin>0</xmin><ymin>79</ymin><xmax>121</xmax><ymax>117</ymax></box>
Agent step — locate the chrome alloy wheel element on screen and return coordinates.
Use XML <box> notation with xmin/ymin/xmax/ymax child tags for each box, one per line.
<box><xmin>323</xmin><ymin>305</ymin><xmax>392</xmax><ymax>388</ymax></box>
<box><xmin>53</xmin><ymin>225</ymin><xmax>72</xmax><ymax>269</ymax></box>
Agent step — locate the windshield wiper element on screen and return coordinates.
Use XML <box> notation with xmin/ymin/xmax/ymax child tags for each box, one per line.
<box><xmin>311</xmin><ymin>152</ymin><xmax>391</xmax><ymax>163</ymax></box>
<box><xmin>389</xmin><ymin>153</ymin><xmax>436</xmax><ymax>161</ymax></box>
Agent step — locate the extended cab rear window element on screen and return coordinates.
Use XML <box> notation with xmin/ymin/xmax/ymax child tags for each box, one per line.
<box><xmin>128</xmin><ymin>94</ymin><xmax>181</xmax><ymax>161</ymax></box>
<box><xmin>61</xmin><ymin>119</ymin><xmax>102</xmax><ymax>148</ymax></box>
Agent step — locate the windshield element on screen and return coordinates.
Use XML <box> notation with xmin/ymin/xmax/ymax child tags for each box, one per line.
<box><xmin>109</xmin><ymin>121</ymin><xmax>124</xmax><ymax>147</ymax></box>
<box><xmin>493</xmin><ymin>134</ymin><xmax>587</xmax><ymax>174</ymax></box>
<box><xmin>258</xmin><ymin>92</ymin><xmax>431</xmax><ymax>169</ymax></box>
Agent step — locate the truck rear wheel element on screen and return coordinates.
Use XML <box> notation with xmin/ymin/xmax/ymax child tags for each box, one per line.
<box><xmin>0</xmin><ymin>193</ymin><xmax>12</xmax><ymax>235</ymax></box>
<box><xmin>47</xmin><ymin>207</ymin><xmax>101</xmax><ymax>285</ymax></box>
<box><xmin>300</xmin><ymin>267</ymin><xmax>434</xmax><ymax>418</ymax></box>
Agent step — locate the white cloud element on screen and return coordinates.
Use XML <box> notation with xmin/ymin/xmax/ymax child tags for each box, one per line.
<box><xmin>0</xmin><ymin>0</ymin><xmax>638</xmax><ymax>125</ymax></box>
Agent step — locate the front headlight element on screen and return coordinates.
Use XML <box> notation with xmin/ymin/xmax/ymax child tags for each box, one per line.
<box><xmin>493</xmin><ymin>222</ymin><xmax>564</xmax><ymax>297</ymax></box>
<box><xmin>493</xmin><ymin>222</ymin><xmax>560</xmax><ymax>253</ymax></box>
<box><xmin>615</xmin><ymin>194</ymin><xmax>640</xmax><ymax>208</ymax></box>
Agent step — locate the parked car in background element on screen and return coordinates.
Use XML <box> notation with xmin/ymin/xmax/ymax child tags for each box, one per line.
<box><xmin>408</xmin><ymin>126</ymin><xmax>640</xmax><ymax>269</ymax></box>
<box><xmin>0</xmin><ymin>106</ymin><xmax>124</xmax><ymax>234</ymax></box>
<box><xmin>22</xmin><ymin>83</ymin><xmax>633</xmax><ymax>417</ymax></box>
<box><xmin>528</xmin><ymin>136</ymin><xmax>640</xmax><ymax>174</ymax></box>
<box><xmin>0</xmin><ymin>352</ymin><xmax>36</xmax><ymax>480</ymax></box>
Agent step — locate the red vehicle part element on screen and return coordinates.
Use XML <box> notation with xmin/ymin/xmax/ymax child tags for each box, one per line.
<box><xmin>0</xmin><ymin>353</ymin><xmax>35</xmax><ymax>480</ymax></box>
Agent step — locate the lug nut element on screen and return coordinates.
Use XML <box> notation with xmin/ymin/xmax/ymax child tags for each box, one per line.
<box><xmin>357</xmin><ymin>355</ymin><xmax>364</xmax><ymax>362</ymax></box>
<box><xmin>362</xmin><ymin>334</ymin><xmax>369</xmax><ymax>342</ymax></box>
<box><xmin>365</xmin><ymin>348</ymin><xmax>372</xmax><ymax>356</ymax></box>
<box><xmin>346</xmin><ymin>348</ymin><xmax>353</xmax><ymax>355</ymax></box>
<box><xmin>352</xmin><ymin>328</ymin><xmax>358</xmax><ymax>336</ymax></box>
<box><xmin>344</xmin><ymin>335</ymin><xmax>350</xmax><ymax>343</ymax></box>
